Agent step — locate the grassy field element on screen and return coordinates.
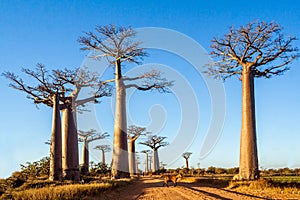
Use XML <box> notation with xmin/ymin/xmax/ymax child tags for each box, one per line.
<box><xmin>264</xmin><ymin>175</ymin><xmax>300</xmax><ymax>183</ymax></box>
<box><xmin>181</xmin><ymin>175</ymin><xmax>300</xmax><ymax>198</ymax></box>
<box><xmin>0</xmin><ymin>178</ymin><xmax>132</xmax><ymax>200</ymax></box>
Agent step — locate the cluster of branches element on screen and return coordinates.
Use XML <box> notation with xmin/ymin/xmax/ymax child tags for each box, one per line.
<box><xmin>79</xmin><ymin>24</ymin><xmax>173</xmax><ymax>92</ymax></box>
<box><xmin>2</xmin><ymin>64</ymin><xmax>112</xmax><ymax>108</ymax></box>
<box><xmin>206</xmin><ymin>21</ymin><xmax>298</xmax><ymax>80</ymax></box>
<box><xmin>139</xmin><ymin>135</ymin><xmax>169</xmax><ymax>150</ymax></box>
<box><xmin>78</xmin><ymin>129</ymin><xmax>109</xmax><ymax>143</ymax></box>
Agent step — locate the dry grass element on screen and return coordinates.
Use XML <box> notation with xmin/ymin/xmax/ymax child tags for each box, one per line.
<box><xmin>228</xmin><ymin>178</ymin><xmax>300</xmax><ymax>198</ymax></box>
<box><xmin>181</xmin><ymin>176</ymin><xmax>300</xmax><ymax>198</ymax></box>
<box><xmin>1</xmin><ymin>179</ymin><xmax>132</xmax><ymax>200</ymax></box>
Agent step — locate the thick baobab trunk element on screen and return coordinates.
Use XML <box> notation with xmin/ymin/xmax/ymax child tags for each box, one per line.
<box><xmin>62</xmin><ymin>106</ymin><xmax>80</xmax><ymax>181</ymax></box>
<box><xmin>49</xmin><ymin>94</ymin><xmax>62</xmax><ymax>181</ymax></box>
<box><xmin>145</xmin><ymin>153</ymin><xmax>149</xmax><ymax>174</ymax></box>
<box><xmin>239</xmin><ymin>67</ymin><xmax>259</xmax><ymax>180</ymax></box>
<box><xmin>81</xmin><ymin>139</ymin><xmax>89</xmax><ymax>175</ymax></box>
<box><xmin>128</xmin><ymin>141</ymin><xmax>136</xmax><ymax>176</ymax></box>
<box><xmin>111</xmin><ymin>59</ymin><xmax>129</xmax><ymax>178</ymax></box>
<box><xmin>152</xmin><ymin>149</ymin><xmax>159</xmax><ymax>173</ymax></box>
<box><xmin>185</xmin><ymin>159</ymin><xmax>189</xmax><ymax>169</ymax></box>
<box><xmin>101</xmin><ymin>149</ymin><xmax>105</xmax><ymax>164</ymax></box>
<box><xmin>149</xmin><ymin>156</ymin><xmax>152</xmax><ymax>172</ymax></box>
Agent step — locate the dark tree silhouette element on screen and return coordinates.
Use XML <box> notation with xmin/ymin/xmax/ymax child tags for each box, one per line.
<box><xmin>78</xmin><ymin>129</ymin><xmax>109</xmax><ymax>175</ymax></box>
<box><xmin>139</xmin><ymin>135</ymin><xmax>168</xmax><ymax>173</ymax></box>
<box><xmin>182</xmin><ymin>152</ymin><xmax>192</xmax><ymax>169</ymax></box>
<box><xmin>206</xmin><ymin>21</ymin><xmax>298</xmax><ymax>180</ymax></box>
<box><xmin>127</xmin><ymin>125</ymin><xmax>146</xmax><ymax>176</ymax></box>
<box><xmin>79</xmin><ymin>24</ymin><xmax>173</xmax><ymax>178</ymax></box>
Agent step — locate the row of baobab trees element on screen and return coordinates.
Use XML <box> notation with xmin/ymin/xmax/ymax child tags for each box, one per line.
<box><xmin>3</xmin><ymin>20</ymin><xmax>298</xmax><ymax>181</ymax></box>
<box><xmin>77</xmin><ymin>125</ymin><xmax>169</xmax><ymax>177</ymax></box>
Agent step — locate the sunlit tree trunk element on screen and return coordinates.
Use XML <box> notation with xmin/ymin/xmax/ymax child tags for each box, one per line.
<box><xmin>101</xmin><ymin>149</ymin><xmax>105</xmax><ymax>164</ymax></box>
<box><xmin>185</xmin><ymin>159</ymin><xmax>189</xmax><ymax>169</ymax></box>
<box><xmin>49</xmin><ymin>94</ymin><xmax>62</xmax><ymax>181</ymax></box>
<box><xmin>111</xmin><ymin>59</ymin><xmax>129</xmax><ymax>178</ymax></box>
<box><xmin>62</xmin><ymin>106</ymin><xmax>80</xmax><ymax>181</ymax></box>
<box><xmin>153</xmin><ymin>150</ymin><xmax>159</xmax><ymax>173</ymax></box>
<box><xmin>239</xmin><ymin>66</ymin><xmax>259</xmax><ymax>180</ymax></box>
<box><xmin>128</xmin><ymin>141</ymin><xmax>136</xmax><ymax>176</ymax></box>
<box><xmin>145</xmin><ymin>153</ymin><xmax>149</xmax><ymax>174</ymax></box>
<box><xmin>81</xmin><ymin>139</ymin><xmax>89</xmax><ymax>175</ymax></box>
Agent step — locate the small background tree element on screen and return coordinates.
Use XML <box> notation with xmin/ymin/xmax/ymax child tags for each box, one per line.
<box><xmin>127</xmin><ymin>125</ymin><xmax>146</xmax><ymax>176</ymax></box>
<box><xmin>78</xmin><ymin>129</ymin><xmax>109</xmax><ymax>175</ymax></box>
<box><xmin>139</xmin><ymin>135</ymin><xmax>168</xmax><ymax>174</ymax></box>
<box><xmin>94</xmin><ymin>144</ymin><xmax>111</xmax><ymax>166</ymax></box>
<box><xmin>182</xmin><ymin>152</ymin><xmax>192</xmax><ymax>170</ymax></box>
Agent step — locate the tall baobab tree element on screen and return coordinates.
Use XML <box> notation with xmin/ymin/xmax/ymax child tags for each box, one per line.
<box><xmin>141</xmin><ymin>150</ymin><xmax>151</xmax><ymax>174</ymax></box>
<box><xmin>53</xmin><ymin>68</ymin><xmax>111</xmax><ymax>181</ymax></box>
<box><xmin>140</xmin><ymin>135</ymin><xmax>168</xmax><ymax>173</ymax></box>
<box><xmin>79</xmin><ymin>24</ymin><xmax>172</xmax><ymax>178</ymax></box>
<box><xmin>94</xmin><ymin>144</ymin><xmax>111</xmax><ymax>165</ymax></box>
<box><xmin>127</xmin><ymin>125</ymin><xmax>146</xmax><ymax>176</ymax></box>
<box><xmin>3</xmin><ymin>65</ymin><xmax>111</xmax><ymax>181</ymax></box>
<box><xmin>206</xmin><ymin>21</ymin><xmax>298</xmax><ymax>180</ymax></box>
<box><xmin>78</xmin><ymin>129</ymin><xmax>109</xmax><ymax>175</ymax></box>
<box><xmin>3</xmin><ymin>65</ymin><xmax>64</xmax><ymax>181</ymax></box>
<box><xmin>182</xmin><ymin>152</ymin><xmax>192</xmax><ymax>169</ymax></box>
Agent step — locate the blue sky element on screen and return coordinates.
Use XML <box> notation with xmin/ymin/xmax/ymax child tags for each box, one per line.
<box><xmin>0</xmin><ymin>0</ymin><xmax>299</xmax><ymax>178</ymax></box>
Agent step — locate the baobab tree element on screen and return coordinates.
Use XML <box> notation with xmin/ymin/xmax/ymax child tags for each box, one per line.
<box><xmin>141</xmin><ymin>150</ymin><xmax>151</xmax><ymax>174</ymax></box>
<box><xmin>206</xmin><ymin>21</ymin><xmax>298</xmax><ymax>180</ymax></box>
<box><xmin>182</xmin><ymin>152</ymin><xmax>192</xmax><ymax>170</ymax></box>
<box><xmin>136</xmin><ymin>155</ymin><xmax>141</xmax><ymax>174</ymax></box>
<box><xmin>3</xmin><ymin>65</ymin><xmax>111</xmax><ymax>181</ymax></box>
<box><xmin>127</xmin><ymin>125</ymin><xmax>146</xmax><ymax>176</ymax></box>
<box><xmin>140</xmin><ymin>135</ymin><xmax>168</xmax><ymax>173</ymax></box>
<box><xmin>79</xmin><ymin>24</ymin><xmax>172</xmax><ymax>178</ymax></box>
<box><xmin>94</xmin><ymin>144</ymin><xmax>111</xmax><ymax>165</ymax></box>
<box><xmin>3</xmin><ymin>65</ymin><xmax>64</xmax><ymax>181</ymax></box>
<box><xmin>78</xmin><ymin>129</ymin><xmax>109</xmax><ymax>175</ymax></box>
<box><xmin>53</xmin><ymin>67</ymin><xmax>111</xmax><ymax>181</ymax></box>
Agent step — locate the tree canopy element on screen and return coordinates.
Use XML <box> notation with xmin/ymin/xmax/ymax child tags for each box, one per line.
<box><xmin>206</xmin><ymin>21</ymin><xmax>298</xmax><ymax>80</ymax></box>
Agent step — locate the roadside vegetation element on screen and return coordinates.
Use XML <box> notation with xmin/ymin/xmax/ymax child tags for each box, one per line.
<box><xmin>1</xmin><ymin>157</ymin><xmax>300</xmax><ymax>199</ymax></box>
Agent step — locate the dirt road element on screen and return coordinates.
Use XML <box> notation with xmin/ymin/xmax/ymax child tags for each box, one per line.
<box><xmin>98</xmin><ymin>177</ymin><xmax>268</xmax><ymax>200</ymax></box>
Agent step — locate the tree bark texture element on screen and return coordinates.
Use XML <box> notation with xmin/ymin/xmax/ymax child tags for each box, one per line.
<box><xmin>239</xmin><ymin>66</ymin><xmax>259</xmax><ymax>180</ymax></box>
<box><xmin>49</xmin><ymin>94</ymin><xmax>62</xmax><ymax>181</ymax></box>
<box><xmin>128</xmin><ymin>141</ymin><xmax>136</xmax><ymax>176</ymax></box>
<box><xmin>153</xmin><ymin>150</ymin><xmax>159</xmax><ymax>172</ymax></box>
<box><xmin>62</xmin><ymin>106</ymin><xmax>80</xmax><ymax>181</ymax></box>
<box><xmin>111</xmin><ymin>59</ymin><xmax>129</xmax><ymax>178</ymax></box>
<box><xmin>101</xmin><ymin>149</ymin><xmax>105</xmax><ymax>164</ymax></box>
<box><xmin>185</xmin><ymin>159</ymin><xmax>189</xmax><ymax>169</ymax></box>
<box><xmin>145</xmin><ymin>153</ymin><xmax>149</xmax><ymax>174</ymax></box>
<box><xmin>81</xmin><ymin>139</ymin><xmax>89</xmax><ymax>175</ymax></box>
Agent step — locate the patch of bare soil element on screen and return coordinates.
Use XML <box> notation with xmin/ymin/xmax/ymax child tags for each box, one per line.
<box><xmin>88</xmin><ymin>177</ymin><xmax>300</xmax><ymax>200</ymax></box>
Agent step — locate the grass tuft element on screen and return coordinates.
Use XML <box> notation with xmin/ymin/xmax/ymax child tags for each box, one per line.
<box><xmin>1</xmin><ymin>179</ymin><xmax>132</xmax><ymax>200</ymax></box>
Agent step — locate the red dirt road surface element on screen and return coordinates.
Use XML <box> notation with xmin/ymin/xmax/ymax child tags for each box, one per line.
<box><xmin>92</xmin><ymin>177</ymin><xmax>299</xmax><ymax>200</ymax></box>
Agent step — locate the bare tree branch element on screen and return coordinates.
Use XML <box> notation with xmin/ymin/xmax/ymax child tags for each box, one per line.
<box><xmin>127</xmin><ymin>125</ymin><xmax>146</xmax><ymax>141</ymax></box>
<box><xmin>139</xmin><ymin>135</ymin><xmax>169</xmax><ymax>151</ymax></box>
<box><xmin>206</xmin><ymin>21</ymin><xmax>298</xmax><ymax>80</ymax></box>
<box><xmin>78</xmin><ymin>129</ymin><xmax>109</xmax><ymax>143</ymax></box>
<box><xmin>94</xmin><ymin>144</ymin><xmax>111</xmax><ymax>152</ymax></box>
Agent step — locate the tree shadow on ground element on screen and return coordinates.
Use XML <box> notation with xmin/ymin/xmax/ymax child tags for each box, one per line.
<box><xmin>179</xmin><ymin>181</ymin><xmax>266</xmax><ymax>200</ymax></box>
